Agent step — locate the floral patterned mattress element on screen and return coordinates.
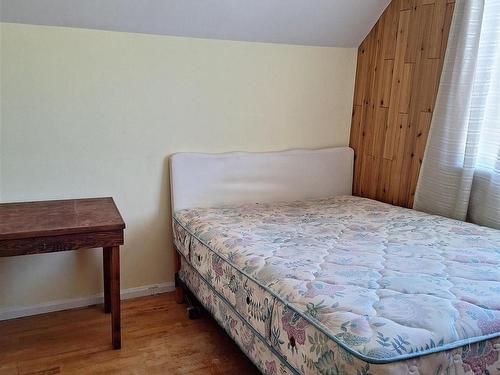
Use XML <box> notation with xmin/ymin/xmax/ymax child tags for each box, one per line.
<box><xmin>173</xmin><ymin>196</ymin><xmax>500</xmax><ymax>374</ymax></box>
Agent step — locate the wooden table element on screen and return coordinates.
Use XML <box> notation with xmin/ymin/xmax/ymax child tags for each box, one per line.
<box><xmin>0</xmin><ymin>197</ymin><xmax>125</xmax><ymax>349</ymax></box>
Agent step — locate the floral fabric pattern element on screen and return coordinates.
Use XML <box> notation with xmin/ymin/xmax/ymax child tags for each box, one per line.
<box><xmin>174</xmin><ymin>196</ymin><xmax>500</xmax><ymax>374</ymax></box>
<box><xmin>180</xmin><ymin>258</ymin><xmax>293</xmax><ymax>375</ymax></box>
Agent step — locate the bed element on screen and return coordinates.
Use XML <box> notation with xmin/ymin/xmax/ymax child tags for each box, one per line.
<box><xmin>170</xmin><ymin>147</ymin><xmax>500</xmax><ymax>375</ymax></box>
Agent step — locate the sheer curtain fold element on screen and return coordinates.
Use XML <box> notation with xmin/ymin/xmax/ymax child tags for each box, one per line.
<box><xmin>414</xmin><ymin>0</ymin><xmax>500</xmax><ymax>229</ymax></box>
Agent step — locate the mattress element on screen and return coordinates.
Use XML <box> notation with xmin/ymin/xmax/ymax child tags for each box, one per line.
<box><xmin>173</xmin><ymin>196</ymin><xmax>500</xmax><ymax>375</ymax></box>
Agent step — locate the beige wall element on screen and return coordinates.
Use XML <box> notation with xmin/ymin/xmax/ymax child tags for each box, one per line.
<box><xmin>0</xmin><ymin>22</ymin><xmax>357</xmax><ymax>310</ymax></box>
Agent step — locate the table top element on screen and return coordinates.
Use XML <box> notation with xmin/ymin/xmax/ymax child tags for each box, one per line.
<box><xmin>0</xmin><ymin>197</ymin><xmax>125</xmax><ymax>240</ymax></box>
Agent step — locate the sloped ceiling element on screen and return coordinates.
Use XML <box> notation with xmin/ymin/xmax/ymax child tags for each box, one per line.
<box><xmin>0</xmin><ymin>0</ymin><xmax>390</xmax><ymax>47</ymax></box>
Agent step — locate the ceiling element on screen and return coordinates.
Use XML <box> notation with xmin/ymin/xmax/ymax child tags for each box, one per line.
<box><xmin>0</xmin><ymin>0</ymin><xmax>390</xmax><ymax>47</ymax></box>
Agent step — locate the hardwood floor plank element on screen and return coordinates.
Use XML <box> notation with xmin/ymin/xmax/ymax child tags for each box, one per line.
<box><xmin>0</xmin><ymin>293</ymin><xmax>260</xmax><ymax>375</ymax></box>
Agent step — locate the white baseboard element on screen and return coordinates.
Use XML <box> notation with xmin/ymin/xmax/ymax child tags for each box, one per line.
<box><xmin>0</xmin><ymin>282</ymin><xmax>175</xmax><ymax>321</ymax></box>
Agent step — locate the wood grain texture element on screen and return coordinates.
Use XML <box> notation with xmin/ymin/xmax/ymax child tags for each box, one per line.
<box><xmin>349</xmin><ymin>0</ymin><xmax>455</xmax><ymax>207</ymax></box>
<box><xmin>0</xmin><ymin>293</ymin><xmax>260</xmax><ymax>375</ymax></box>
<box><xmin>0</xmin><ymin>198</ymin><xmax>125</xmax><ymax>241</ymax></box>
<box><xmin>0</xmin><ymin>198</ymin><xmax>125</xmax><ymax>257</ymax></box>
<box><xmin>0</xmin><ymin>230</ymin><xmax>123</xmax><ymax>257</ymax></box>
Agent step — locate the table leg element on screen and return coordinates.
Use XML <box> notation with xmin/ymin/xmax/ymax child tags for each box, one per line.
<box><xmin>103</xmin><ymin>247</ymin><xmax>111</xmax><ymax>313</ymax></box>
<box><xmin>111</xmin><ymin>246</ymin><xmax>121</xmax><ymax>349</ymax></box>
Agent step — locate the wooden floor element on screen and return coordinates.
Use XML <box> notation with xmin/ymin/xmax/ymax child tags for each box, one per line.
<box><xmin>0</xmin><ymin>293</ymin><xmax>261</xmax><ymax>375</ymax></box>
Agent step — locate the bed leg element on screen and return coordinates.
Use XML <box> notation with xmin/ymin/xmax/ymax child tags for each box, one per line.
<box><xmin>187</xmin><ymin>305</ymin><xmax>201</xmax><ymax>319</ymax></box>
<box><xmin>173</xmin><ymin>245</ymin><xmax>203</xmax><ymax>319</ymax></box>
<box><xmin>183</xmin><ymin>284</ymin><xmax>203</xmax><ymax>320</ymax></box>
<box><xmin>175</xmin><ymin>271</ymin><xmax>203</xmax><ymax>319</ymax></box>
<box><xmin>173</xmin><ymin>248</ymin><xmax>185</xmax><ymax>304</ymax></box>
<box><xmin>175</xmin><ymin>272</ymin><xmax>185</xmax><ymax>304</ymax></box>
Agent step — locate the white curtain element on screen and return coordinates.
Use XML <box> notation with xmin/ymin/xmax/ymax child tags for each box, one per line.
<box><xmin>414</xmin><ymin>0</ymin><xmax>500</xmax><ymax>229</ymax></box>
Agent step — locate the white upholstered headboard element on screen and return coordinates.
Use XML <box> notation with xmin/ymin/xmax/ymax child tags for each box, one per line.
<box><xmin>170</xmin><ymin>147</ymin><xmax>354</xmax><ymax>212</ymax></box>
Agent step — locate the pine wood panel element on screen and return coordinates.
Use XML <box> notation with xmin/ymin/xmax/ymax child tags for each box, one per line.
<box><xmin>349</xmin><ymin>0</ymin><xmax>455</xmax><ymax>208</ymax></box>
<box><xmin>0</xmin><ymin>293</ymin><xmax>260</xmax><ymax>375</ymax></box>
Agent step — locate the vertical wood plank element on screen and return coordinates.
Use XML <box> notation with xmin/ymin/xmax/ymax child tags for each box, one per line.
<box><xmin>381</xmin><ymin>1</ymin><xmax>400</xmax><ymax>59</ymax></box>
<box><xmin>378</xmin><ymin>59</ymin><xmax>395</xmax><ymax>108</ymax></box>
<box><xmin>400</xmin><ymin>0</ymin><xmax>416</xmax><ymax>11</ymax></box>
<box><xmin>350</xmin><ymin>105</ymin><xmax>363</xmax><ymax>194</ymax></box>
<box><xmin>405</xmin><ymin>3</ymin><xmax>434</xmax><ymax>64</ymax></box>
<box><xmin>440</xmin><ymin>2</ymin><xmax>455</xmax><ymax>61</ymax></box>
<box><xmin>376</xmin><ymin>158</ymin><xmax>393</xmax><ymax>201</ymax></box>
<box><xmin>371</xmin><ymin>107</ymin><xmax>389</xmax><ymax>158</ymax></box>
<box><xmin>359</xmin><ymin>154</ymin><xmax>377</xmax><ymax>199</ymax></box>
<box><xmin>398</xmin><ymin>63</ymin><xmax>415</xmax><ymax>114</ymax></box>
<box><xmin>388</xmin><ymin>113</ymin><xmax>410</xmax><ymax>204</ymax></box>
<box><xmin>408</xmin><ymin>111</ymin><xmax>433</xmax><ymax>205</ymax></box>
<box><xmin>383</xmin><ymin>10</ymin><xmax>411</xmax><ymax>160</ymax></box>
<box><xmin>358</xmin><ymin>22</ymin><xmax>383</xmax><ymax>171</ymax></box>
<box><xmin>427</xmin><ymin>0</ymin><xmax>449</xmax><ymax>58</ymax></box>
<box><xmin>353</xmin><ymin>40</ymin><xmax>370</xmax><ymax>106</ymax></box>
<box><xmin>419</xmin><ymin>58</ymin><xmax>441</xmax><ymax>112</ymax></box>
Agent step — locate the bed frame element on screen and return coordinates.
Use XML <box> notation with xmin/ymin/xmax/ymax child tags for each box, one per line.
<box><xmin>169</xmin><ymin>147</ymin><xmax>354</xmax><ymax>309</ymax></box>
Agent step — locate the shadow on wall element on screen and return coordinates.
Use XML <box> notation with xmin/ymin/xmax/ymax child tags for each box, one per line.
<box><xmin>107</xmin><ymin>153</ymin><xmax>176</xmax><ymax>290</ymax></box>
<box><xmin>161</xmin><ymin>154</ymin><xmax>175</xmax><ymax>280</ymax></box>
